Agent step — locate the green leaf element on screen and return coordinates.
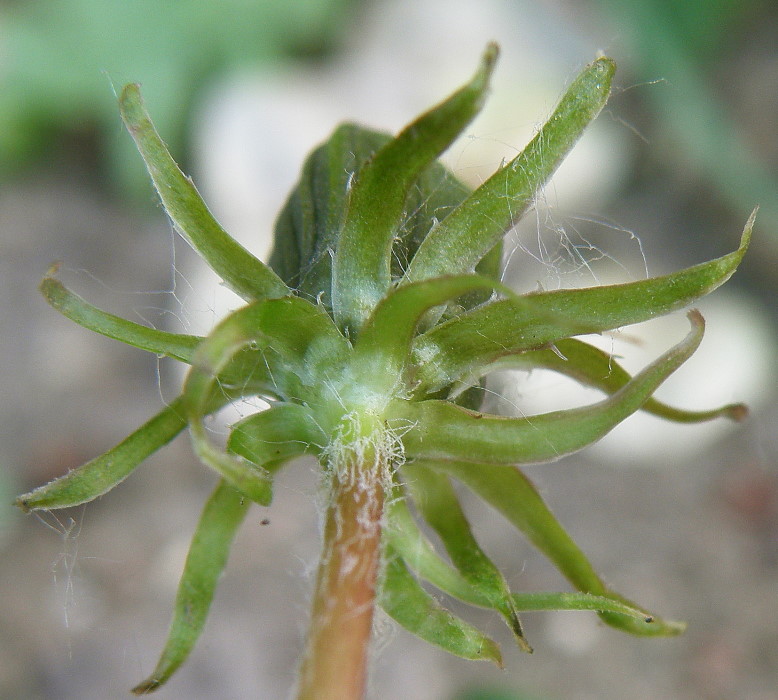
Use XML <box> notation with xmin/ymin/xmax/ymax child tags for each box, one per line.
<box><xmin>119</xmin><ymin>83</ymin><xmax>289</xmax><ymax>302</ymax></box>
<box><xmin>352</xmin><ymin>274</ymin><xmax>503</xmax><ymax>396</ymax></box>
<box><xmin>268</xmin><ymin>123</ymin><xmax>392</xmax><ymax>301</ymax></box>
<box><xmin>40</xmin><ymin>269</ymin><xmax>201</xmax><ymax>363</ymax></box>
<box><xmin>332</xmin><ymin>43</ymin><xmax>499</xmax><ymax>334</ymax></box>
<box><xmin>131</xmin><ymin>479</ymin><xmax>249</xmax><ymax>695</ymax></box>
<box><xmin>420</xmin><ymin>459</ymin><xmax>683</xmax><ymax>636</ymax></box>
<box><xmin>269</xmin><ymin>130</ymin><xmax>474</xmax><ymax>310</ymax></box>
<box><xmin>396</xmin><ymin>311</ymin><xmax>705</xmax><ymax>465</ymax></box>
<box><xmin>380</xmin><ymin>544</ymin><xmax>503</xmax><ymax>666</ymax></box>
<box><xmin>477</xmin><ymin>337</ymin><xmax>747</xmax><ymax>423</ymax></box>
<box><xmin>404</xmin><ymin>56</ymin><xmax>615</xmax><ymax>284</ymax></box>
<box><xmin>227</xmin><ymin>402</ymin><xmax>326</xmax><ymax>468</ymax></box>
<box><xmin>413</xmin><ymin>212</ymin><xmax>753</xmax><ymax>393</ymax></box>
<box><xmin>15</xmin><ymin>397</ymin><xmax>188</xmax><ymax>511</ymax></box>
<box><xmin>401</xmin><ymin>463</ymin><xmax>531</xmax><ymax>651</ymax></box>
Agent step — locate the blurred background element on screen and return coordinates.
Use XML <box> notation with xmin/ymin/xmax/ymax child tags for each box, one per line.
<box><xmin>1</xmin><ymin>1</ymin><xmax>776</xmax><ymax>698</ymax></box>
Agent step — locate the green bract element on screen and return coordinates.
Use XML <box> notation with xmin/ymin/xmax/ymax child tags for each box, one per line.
<box><xmin>17</xmin><ymin>43</ymin><xmax>752</xmax><ymax>694</ymax></box>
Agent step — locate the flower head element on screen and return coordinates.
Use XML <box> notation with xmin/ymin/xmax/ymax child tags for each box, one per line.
<box><xmin>17</xmin><ymin>44</ymin><xmax>752</xmax><ymax>693</ymax></box>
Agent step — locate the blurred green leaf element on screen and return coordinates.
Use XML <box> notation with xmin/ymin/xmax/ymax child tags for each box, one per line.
<box><xmin>453</xmin><ymin>687</ymin><xmax>549</xmax><ymax>700</ymax></box>
<box><xmin>596</xmin><ymin>0</ymin><xmax>778</xmax><ymax>234</ymax></box>
<box><xmin>0</xmin><ymin>0</ymin><xmax>356</xmax><ymax>191</ymax></box>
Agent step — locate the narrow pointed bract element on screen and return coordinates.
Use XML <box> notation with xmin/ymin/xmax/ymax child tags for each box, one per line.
<box><xmin>404</xmin><ymin>56</ymin><xmax>615</xmax><ymax>284</ymax></box>
<box><xmin>15</xmin><ymin>397</ymin><xmax>189</xmax><ymax>512</ymax></box>
<box><xmin>40</xmin><ymin>269</ymin><xmax>201</xmax><ymax>363</ymax></box>
<box><xmin>419</xmin><ymin>458</ymin><xmax>683</xmax><ymax>636</ymax></box>
<box><xmin>131</xmin><ymin>480</ymin><xmax>249</xmax><ymax>695</ymax></box>
<box><xmin>119</xmin><ymin>84</ymin><xmax>290</xmax><ymax>302</ymax></box>
<box><xmin>351</xmin><ymin>274</ymin><xmax>504</xmax><ymax>395</ymax></box>
<box><xmin>384</xmin><ymin>486</ymin><xmax>661</xmax><ymax>626</ymax></box>
<box><xmin>380</xmin><ymin>544</ymin><xmax>504</xmax><ymax>666</ymax></box>
<box><xmin>18</xmin><ymin>45</ymin><xmax>751</xmax><ymax>696</ymax></box>
<box><xmin>412</xmin><ymin>216</ymin><xmax>753</xmax><ymax>394</ymax></box>
<box><xmin>396</xmin><ymin>312</ymin><xmax>708</xmax><ymax>465</ymax></box>
<box><xmin>401</xmin><ymin>463</ymin><xmax>532</xmax><ymax>651</ymax></box>
<box><xmin>332</xmin><ymin>43</ymin><xmax>499</xmax><ymax>334</ymax></box>
<box><xmin>476</xmin><ymin>336</ymin><xmax>747</xmax><ymax>423</ymax></box>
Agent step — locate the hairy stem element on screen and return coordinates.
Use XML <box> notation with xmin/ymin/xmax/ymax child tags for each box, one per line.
<box><xmin>297</xmin><ymin>442</ymin><xmax>387</xmax><ymax>700</ymax></box>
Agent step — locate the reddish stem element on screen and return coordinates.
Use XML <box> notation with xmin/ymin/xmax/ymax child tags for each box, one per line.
<box><xmin>296</xmin><ymin>455</ymin><xmax>385</xmax><ymax>700</ymax></box>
